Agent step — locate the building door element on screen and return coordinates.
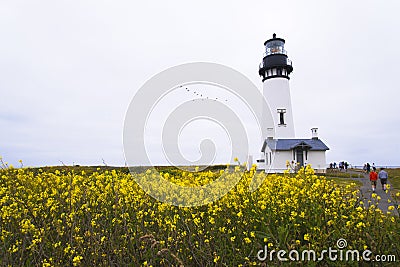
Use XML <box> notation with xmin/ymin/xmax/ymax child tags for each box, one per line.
<box><xmin>296</xmin><ymin>148</ymin><xmax>304</xmax><ymax>167</ymax></box>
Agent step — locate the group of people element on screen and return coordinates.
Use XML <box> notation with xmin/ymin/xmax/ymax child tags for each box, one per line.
<box><xmin>328</xmin><ymin>161</ymin><xmax>349</xmax><ymax>171</ymax></box>
<box><xmin>363</xmin><ymin>162</ymin><xmax>376</xmax><ymax>173</ymax></box>
<box><xmin>369</xmin><ymin>167</ymin><xmax>389</xmax><ymax>192</ymax></box>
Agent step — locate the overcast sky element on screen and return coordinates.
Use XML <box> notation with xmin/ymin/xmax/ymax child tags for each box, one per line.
<box><xmin>1</xmin><ymin>0</ymin><xmax>399</xmax><ymax>167</ymax></box>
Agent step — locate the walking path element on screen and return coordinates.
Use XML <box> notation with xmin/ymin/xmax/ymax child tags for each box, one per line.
<box><xmin>348</xmin><ymin>170</ymin><xmax>398</xmax><ymax>215</ymax></box>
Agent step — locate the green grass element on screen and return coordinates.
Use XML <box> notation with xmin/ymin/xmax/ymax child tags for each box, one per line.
<box><xmin>387</xmin><ymin>168</ymin><xmax>400</xmax><ymax>194</ymax></box>
<box><xmin>348</xmin><ymin>168</ymin><xmax>365</xmax><ymax>173</ymax></box>
<box><xmin>326</xmin><ymin>177</ymin><xmax>362</xmax><ymax>188</ymax></box>
<box><xmin>325</xmin><ymin>169</ymin><xmax>363</xmax><ymax>179</ymax></box>
<box><xmin>324</xmin><ymin>169</ymin><xmax>363</xmax><ymax>189</ymax></box>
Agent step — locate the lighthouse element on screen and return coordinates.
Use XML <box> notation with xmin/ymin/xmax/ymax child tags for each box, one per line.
<box><xmin>259</xmin><ymin>33</ymin><xmax>295</xmax><ymax>138</ymax></box>
<box><xmin>257</xmin><ymin>34</ymin><xmax>329</xmax><ymax>173</ymax></box>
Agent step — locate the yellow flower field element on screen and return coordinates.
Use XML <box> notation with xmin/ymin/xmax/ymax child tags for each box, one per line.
<box><xmin>1</xmin><ymin>165</ymin><xmax>399</xmax><ymax>266</ymax></box>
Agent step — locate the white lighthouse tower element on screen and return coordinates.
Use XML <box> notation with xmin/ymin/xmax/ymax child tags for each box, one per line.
<box><xmin>257</xmin><ymin>34</ymin><xmax>329</xmax><ymax>173</ymax></box>
<box><xmin>259</xmin><ymin>33</ymin><xmax>295</xmax><ymax>138</ymax></box>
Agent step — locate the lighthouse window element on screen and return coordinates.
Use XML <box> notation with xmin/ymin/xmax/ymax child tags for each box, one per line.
<box><xmin>277</xmin><ymin>109</ymin><xmax>286</xmax><ymax>125</ymax></box>
<box><xmin>279</xmin><ymin>113</ymin><xmax>285</xmax><ymax>125</ymax></box>
<box><xmin>277</xmin><ymin>68</ymin><xmax>282</xmax><ymax>76</ymax></box>
<box><xmin>265</xmin><ymin>40</ymin><xmax>286</xmax><ymax>55</ymax></box>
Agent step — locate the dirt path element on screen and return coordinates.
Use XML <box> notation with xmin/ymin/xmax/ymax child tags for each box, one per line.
<box><xmin>348</xmin><ymin>170</ymin><xmax>398</xmax><ymax>215</ymax></box>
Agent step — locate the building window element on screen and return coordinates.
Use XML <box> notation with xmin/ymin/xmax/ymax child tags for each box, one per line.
<box><xmin>277</xmin><ymin>109</ymin><xmax>286</xmax><ymax>125</ymax></box>
<box><xmin>279</xmin><ymin>113</ymin><xmax>284</xmax><ymax>125</ymax></box>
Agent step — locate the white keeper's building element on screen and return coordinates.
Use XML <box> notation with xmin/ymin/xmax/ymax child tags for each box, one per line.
<box><xmin>256</xmin><ymin>34</ymin><xmax>329</xmax><ymax>173</ymax></box>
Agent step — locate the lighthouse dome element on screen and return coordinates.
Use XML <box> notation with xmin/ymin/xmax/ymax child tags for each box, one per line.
<box><xmin>259</xmin><ymin>33</ymin><xmax>293</xmax><ymax>80</ymax></box>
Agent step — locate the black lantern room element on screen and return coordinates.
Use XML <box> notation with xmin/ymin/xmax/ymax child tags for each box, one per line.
<box><xmin>259</xmin><ymin>33</ymin><xmax>293</xmax><ymax>81</ymax></box>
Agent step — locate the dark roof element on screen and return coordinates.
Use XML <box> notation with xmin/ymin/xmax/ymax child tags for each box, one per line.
<box><xmin>261</xmin><ymin>138</ymin><xmax>329</xmax><ymax>152</ymax></box>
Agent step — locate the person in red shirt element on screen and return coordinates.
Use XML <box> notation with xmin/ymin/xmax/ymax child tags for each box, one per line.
<box><xmin>369</xmin><ymin>167</ymin><xmax>378</xmax><ymax>192</ymax></box>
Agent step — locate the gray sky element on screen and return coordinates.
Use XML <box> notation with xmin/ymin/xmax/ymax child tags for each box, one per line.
<box><xmin>1</xmin><ymin>0</ymin><xmax>399</xmax><ymax>167</ymax></box>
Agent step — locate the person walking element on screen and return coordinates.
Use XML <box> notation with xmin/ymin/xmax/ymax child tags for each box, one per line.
<box><xmin>339</xmin><ymin>161</ymin><xmax>343</xmax><ymax>171</ymax></box>
<box><xmin>378</xmin><ymin>167</ymin><xmax>389</xmax><ymax>191</ymax></box>
<box><xmin>369</xmin><ymin>167</ymin><xmax>378</xmax><ymax>192</ymax></box>
<box><xmin>366</xmin><ymin>163</ymin><xmax>371</xmax><ymax>173</ymax></box>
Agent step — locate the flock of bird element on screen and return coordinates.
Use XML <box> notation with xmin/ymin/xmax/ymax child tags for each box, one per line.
<box><xmin>180</xmin><ymin>85</ymin><xmax>228</xmax><ymax>102</ymax></box>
